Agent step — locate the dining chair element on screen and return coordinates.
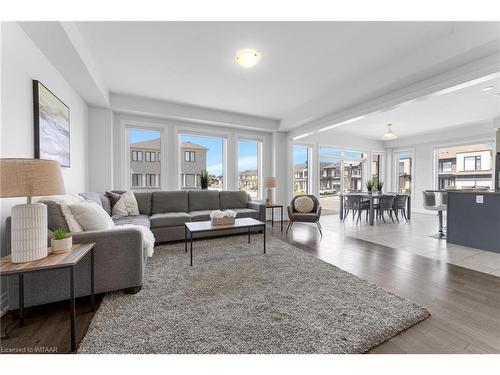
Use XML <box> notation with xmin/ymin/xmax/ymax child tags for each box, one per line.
<box><xmin>344</xmin><ymin>194</ymin><xmax>370</xmax><ymax>224</ymax></box>
<box><xmin>393</xmin><ymin>194</ymin><xmax>408</xmax><ymax>222</ymax></box>
<box><xmin>376</xmin><ymin>194</ymin><xmax>396</xmax><ymax>223</ymax></box>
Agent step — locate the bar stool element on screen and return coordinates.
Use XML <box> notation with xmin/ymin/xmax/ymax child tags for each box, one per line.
<box><xmin>422</xmin><ymin>190</ymin><xmax>447</xmax><ymax>238</ymax></box>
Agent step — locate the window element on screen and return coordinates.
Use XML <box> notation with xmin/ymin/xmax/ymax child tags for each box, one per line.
<box><xmin>128</xmin><ymin>128</ymin><xmax>162</xmax><ymax>190</ymax></box>
<box><xmin>440</xmin><ymin>161</ymin><xmax>453</xmax><ymax>172</ymax></box>
<box><xmin>131</xmin><ymin>151</ymin><xmax>142</xmax><ymax>162</ymax></box>
<box><xmin>318</xmin><ymin>148</ymin><xmax>366</xmax><ymax>215</ymax></box>
<box><xmin>396</xmin><ymin>151</ymin><xmax>413</xmax><ymax>194</ymax></box>
<box><xmin>371</xmin><ymin>153</ymin><xmax>382</xmax><ymax>184</ymax></box>
<box><xmin>238</xmin><ymin>139</ymin><xmax>261</xmax><ymax>199</ymax></box>
<box><xmin>184</xmin><ymin>151</ymin><xmax>196</xmax><ymax>162</ymax></box>
<box><xmin>436</xmin><ymin>143</ymin><xmax>493</xmax><ymax>189</ymax></box>
<box><xmin>184</xmin><ymin>174</ymin><xmax>196</xmax><ymax>187</ymax></box>
<box><xmin>146</xmin><ymin>174</ymin><xmax>157</xmax><ymax>187</ymax></box>
<box><xmin>464</xmin><ymin>156</ymin><xmax>481</xmax><ymax>171</ymax></box>
<box><xmin>293</xmin><ymin>145</ymin><xmax>309</xmax><ymax>195</ymax></box>
<box><xmin>132</xmin><ymin>174</ymin><xmax>142</xmax><ymax>187</ymax></box>
<box><xmin>180</xmin><ymin>134</ymin><xmax>224</xmax><ymax>190</ymax></box>
<box><xmin>158</xmin><ymin>152</ymin><xmax>160</xmax><ymax>162</ymax></box>
<box><xmin>145</xmin><ymin>151</ymin><xmax>156</xmax><ymax>162</ymax></box>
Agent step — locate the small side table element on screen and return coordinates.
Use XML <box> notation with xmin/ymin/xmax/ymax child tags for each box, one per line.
<box><xmin>266</xmin><ymin>204</ymin><xmax>284</xmax><ymax>232</ymax></box>
<box><xmin>0</xmin><ymin>243</ymin><xmax>96</xmax><ymax>353</ymax></box>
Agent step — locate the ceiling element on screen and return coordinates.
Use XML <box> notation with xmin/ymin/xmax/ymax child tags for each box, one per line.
<box><xmin>16</xmin><ymin>21</ymin><xmax>500</xmax><ymax>134</ymax></box>
<box><xmin>74</xmin><ymin>21</ymin><xmax>491</xmax><ymax>121</ymax></box>
<box><xmin>328</xmin><ymin>75</ymin><xmax>500</xmax><ymax>140</ymax></box>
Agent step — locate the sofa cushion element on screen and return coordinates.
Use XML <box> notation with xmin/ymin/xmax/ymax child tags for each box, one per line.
<box><xmin>112</xmin><ymin>191</ymin><xmax>140</xmax><ymax>217</ymax></box>
<box><xmin>46</xmin><ymin>202</ymin><xmax>70</xmax><ymax>231</ymax></box>
<box><xmin>70</xmin><ymin>201</ymin><xmax>115</xmax><ymax>231</ymax></box>
<box><xmin>152</xmin><ymin>191</ymin><xmax>188</xmax><ymax>214</ymax></box>
<box><xmin>220</xmin><ymin>191</ymin><xmax>248</xmax><ymax>209</ymax></box>
<box><xmin>290</xmin><ymin>212</ymin><xmax>318</xmax><ymax>222</ymax></box>
<box><xmin>294</xmin><ymin>196</ymin><xmax>314</xmax><ymax>213</ymax></box>
<box><xmin>80</xmin><ymin>192</ymin><xmax>103</xmax><ymax>208</ymax></box>
<box><xmin>188</xmin><ymin>210</ymin><xmax>213</xmax><ymax>222</ymax></box>
<box><xmin>81</xmin><ymin>192</ymin><xmax>112</xmax><ymax>214</ymax></box>
<box><xmin>133</xmin><ymin>192</ymin><xmax>152</xmax><ymax>215</ymax></box>
<box><xmin>188</xmin><ymin>190</ymin><xmax>220</xmax><ymax>211</ymax></box>
<box><xmin>113</xmin><ymin>215</ymin><xmax>151</xmax><ymax>228</ymax></box>
<box><xmin>106</xmin><ymin>191</ymin><xmax>122</xmax><ymax>207</ymax></box>
<box><xmin>232</xmin><ymin>208</ymin><xmax>260</xmax><ymax>219</ymax></box>
<box><xmin>150</xmin><ymin>212</ymin><xmax>191</xmax><ymax>228</ymax></box>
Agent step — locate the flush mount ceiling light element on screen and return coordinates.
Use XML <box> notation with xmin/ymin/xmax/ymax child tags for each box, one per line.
<box><xmin>382</xmin><ymin>124</ymin><xmax>398</xmax><ymax>140</ymax></box>
<box><xmin>481</xmin><ymin>86</ymin><xmax>495</xmax><ymax>91</ymax></box>
<box><xmin>235</xmin><ymin>49</ymin><xmax>261</xmax><ymax>68</ymax></box>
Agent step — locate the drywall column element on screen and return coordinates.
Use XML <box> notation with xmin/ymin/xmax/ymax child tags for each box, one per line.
<box><xmin>226</xmin><ymin>132</ymin><xmax>237</xmax><ymax>191</ymax></box>
<box><xmin>273</xmin><ymin>132</ymin><xmax>289</xmax><ymax>220</ymax></box>
<box><xmin>88</xmin><ymin>107</ymin><xmax>114</xmax><ymax>191</ymax></box>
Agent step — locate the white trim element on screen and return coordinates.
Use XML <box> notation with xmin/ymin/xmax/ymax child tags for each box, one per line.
<box><xmin>236</xmin><ymin>137</ymin><xmax>264</xmax><ymax>200</ymax></box>
<box><xmin>121</xmin><ymin>120</ymin><xmax>167</xmax><ymax>191</ymax></box>
<box><xmin>432</xmin><ymin>138</ymin><xmax>495</xmax><ymax>189</ymax></box>
<box><xmin>176</xmin><ymin>129</ymin><xmax>228</xmax><ymax>191</ymax></box>
<box><xmin>393</xmin><ymin>148</ymin><xmax>416</xmax><ymax>197</ymax></box>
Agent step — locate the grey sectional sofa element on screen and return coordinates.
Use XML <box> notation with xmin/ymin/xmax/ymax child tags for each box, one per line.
<box><xmin>4</xmin><ymin>190</ymin><xmax>265</xmax><ymax>309</ymax></box>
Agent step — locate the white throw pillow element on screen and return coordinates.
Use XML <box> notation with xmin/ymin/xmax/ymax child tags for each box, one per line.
<box><xmin>38</xmin><ymin>193</ymin><xmax>85</xmax><ymax>232</ymax></box>
<box><xmin>294</xmin><ymin>196</ymin><xmax>314</xmax><ymax>213</ymax></box>
<box><xmin>70</xmin><ymin>201</ymin><xmax>115</xmax><ymax>231</ymax></box>
<box><xmin>112</xmin><ymin>191</ymin><xmax>140</xmax><ymax>217</ymax></box>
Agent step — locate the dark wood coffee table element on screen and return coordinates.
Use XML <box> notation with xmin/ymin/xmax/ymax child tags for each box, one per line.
<box><xmin>184</xmin><ymin>218</ymin><xmax>266</xmax><ymax>266</ymax></box>
<box><xmin>0</xmin><ymin>243</ymin><xmax>96</xmax><ymax>352</ymax></box>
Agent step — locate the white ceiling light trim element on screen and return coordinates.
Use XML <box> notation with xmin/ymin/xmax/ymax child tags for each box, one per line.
<box><xmin>235</xmin><ymin>49</ymin><xmax>261</xmax><ymax>68</ymax></box>
<box><xmin>382</xmin><ymin>124</ymin><xmax>398</xmax><ymax>140</ymax></box>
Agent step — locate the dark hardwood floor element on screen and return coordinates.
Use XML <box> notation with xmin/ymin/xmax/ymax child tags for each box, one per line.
<box><xmin>1</xmin><ymin>220</ymin><xmax>499</xmax><ymax>354</ymax></box>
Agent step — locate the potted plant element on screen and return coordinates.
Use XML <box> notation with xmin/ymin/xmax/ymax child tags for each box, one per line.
<box><xmin>200</xmin><ymin>170</ymin><xmax>209</xmax><ymax>190</ymax></box>
<box><xmin>375</xmin><ymin>180</ymin><xmax>384</xmax><ymax>193</ymax></box>
<box><xmin>51</xmin><ymin>228</ymin><xmax>72</xmax><ymax>254</ymax></box>
<box><xmin>366</xmin><ymin>180</ymin><xmax>374</xmax><ymax>193</ymax></box>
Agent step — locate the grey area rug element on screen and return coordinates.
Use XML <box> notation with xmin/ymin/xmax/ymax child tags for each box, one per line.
<box><xmin>78</xmin><ymin>235</ymin><xmax>429</xmax><ymax>354</ymax></box>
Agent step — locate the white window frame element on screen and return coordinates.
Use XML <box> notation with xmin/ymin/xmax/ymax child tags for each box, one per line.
<box><xmin>292</xmin><ymin>143</ymin><xmax>313</xmax><ymax>196</ymax></box>
<box><xmin>432</xmin><ymin>138</ymin><xmax>495</xmax><ymax>190</ymax></box>
<box><xmin>317</xmin><ymin>145</ymin><xmax>369</xmax><ymax>194</ymax></box>
<box><xmin>393</xmin><ymin>149</ymin><xmax>415</xmax><ymax>196</ymax></box>
<box><xmin>124</xmin><ymin>124</ymin><xmax>166</xmax><ymax>190</ymax></box>
<box><xmin>178</xmin><ymin>130</ymin><xmax>228</xmax><ymax>190</ymax></box>
<box><xmin>237</xmin><ymin>137</ymin><xmax>263</xmax><ymax>200</ymax></box>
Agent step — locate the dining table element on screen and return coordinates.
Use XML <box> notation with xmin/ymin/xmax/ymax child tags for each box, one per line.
<box><xmin>339</xmin><ymin>192</ymin><xmax>411</xmax><ymax>225</ymax></box>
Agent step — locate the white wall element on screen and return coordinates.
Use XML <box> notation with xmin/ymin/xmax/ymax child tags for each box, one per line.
<box><xmin>384</xmin><ymin>121</ymin><xmax>496</xmax><ymax>212</ymax></box>
<box><xmin>88</xmin><ymin>107</ymin><xmax>113</xmax><ymax>191</ymax></box>
<box><xmin>0</xmin><ymin>22</ymin><xmax>89</xmax><ymax>313</ymax></box>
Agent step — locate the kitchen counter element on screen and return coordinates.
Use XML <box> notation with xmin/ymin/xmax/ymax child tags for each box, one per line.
<box><xmin>446</xmin><ymin>190</ymin><xmax>500</xmax><ymax>253</ymax></box>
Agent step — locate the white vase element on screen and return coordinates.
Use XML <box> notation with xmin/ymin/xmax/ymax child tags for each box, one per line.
<box><xmin>51</xmin><ymin>237</ymin><xmax>73</xmax><ymax>253</ymax></box>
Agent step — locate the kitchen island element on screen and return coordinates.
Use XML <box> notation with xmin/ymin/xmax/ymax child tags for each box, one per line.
<box><xmin>447</xmin><ymin>190</ymin><xmax>500</xmax><ymax>253</ymax></box>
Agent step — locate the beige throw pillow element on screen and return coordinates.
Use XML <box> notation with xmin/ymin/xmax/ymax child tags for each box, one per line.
<box><xmin>112</xmin><ymin>191</ymin><xmax>140</xmax><ymax>217</ymax></box>
<box><xmin>294</xmin><ymin>196</ymin><xmax>314</xmax><ymax>213</ymax></box>
<box><xmin>70</xmin><ymin>201</ymin><xmax>115</xmax><ymax>231</ymax></box>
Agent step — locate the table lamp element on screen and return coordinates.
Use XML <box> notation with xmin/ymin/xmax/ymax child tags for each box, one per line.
<box><xmin>0</xmin><ymin>158</ymin><xmax>65</xmax><ymax>263</ymax></box>
<box><xmin>264</xmin><ymin>177</ymin><xmax>277</xmax><ymax>206</ymax></box>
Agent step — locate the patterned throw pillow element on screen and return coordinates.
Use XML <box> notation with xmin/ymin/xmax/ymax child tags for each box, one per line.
<box><xmin>294</xmin><ymin>196</ymin><xmax>314</xmax><ymax>213</ymax></box>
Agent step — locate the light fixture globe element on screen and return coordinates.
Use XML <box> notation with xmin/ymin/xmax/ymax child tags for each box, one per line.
<box><xmin>235</xmin><ymin>49</ymin><xmax>261</xmax><ymax>68</ymax></box>
<box><xmin>383</xmin><ymin>124</ymin><xmax>398</xmax><ymax>140</ymax></box>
